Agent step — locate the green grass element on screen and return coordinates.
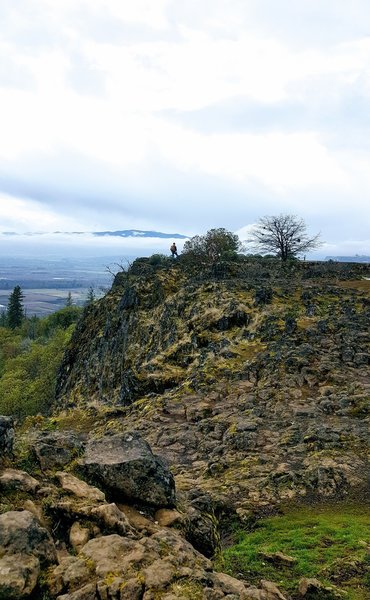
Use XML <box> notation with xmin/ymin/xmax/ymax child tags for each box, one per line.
<box><xmin>215</xmin><ymin>504</ymin><xmax>370</xmax><ymax>599</ymax></box>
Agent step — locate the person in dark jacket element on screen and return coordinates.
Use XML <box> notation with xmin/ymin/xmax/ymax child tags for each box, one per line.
<box><xmin>170</xmin><ymin>242</ymin><xmax>178</xmax><ymax>258</ymax></box>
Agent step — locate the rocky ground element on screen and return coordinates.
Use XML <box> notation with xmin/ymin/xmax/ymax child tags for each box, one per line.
<box><xmin>0</xmin><ymin>259</ymin><xmax>369</xmax><ymax>599</ymax></box>
<box><xmin>0</xmin><ymin>421</ymin><xmax>291</xmax><ymax>600</ymax></box>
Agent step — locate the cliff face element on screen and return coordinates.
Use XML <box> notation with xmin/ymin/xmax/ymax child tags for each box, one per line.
<box><xmin>55</xmin><ymin>260</ymin><xmax>370</xmax><ymax>513</ymax></box>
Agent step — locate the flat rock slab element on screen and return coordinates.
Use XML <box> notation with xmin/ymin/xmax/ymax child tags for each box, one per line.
<box><xmin>117</xmin><ymin>503</ymin><xmax>158</xmax><ymax>533</ymax></box>
<box><xmin>82</xmin><ymin>431</ymin><xmax>176</xmax><ymax>507</ymax></box>
<box><xmin>56</xmin><ymin>471</ymin><xmax>105</xmax><ymax>502</ymax></box>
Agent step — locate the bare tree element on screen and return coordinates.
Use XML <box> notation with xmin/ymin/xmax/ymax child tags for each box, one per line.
<box><xmin>249</xmin><ymin>214</ymin><xmax>322</xmax><ymax>261</ymax></box>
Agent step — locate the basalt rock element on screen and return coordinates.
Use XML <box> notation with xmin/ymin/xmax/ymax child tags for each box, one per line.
<box><xmin>81</xmin><ymin>431</ymin><xmax>176</xmax><ymax>508</ymax></box>
<box><xmin>0</xmin><ymin>553</ymin><xmax>40</xmax><ymax>599</ymax></box>
<box><xmin>0</xmin><ymin>509</ymin><xmax>57</xmax><ymax>598</ymax></box>
<box><xmin>48</xmin><ymin>529</ymin><xmax>287</xmax><ymax>600</ymax></box>
<box><xmin>0</xmin><ymin>510</ymin><xmax>57</xmax><ymax>565</ymax></box>
<box><xmin>0</xmin><ymin>469</ymin><xmax>39</xmax><ymax>494</ymax></box>
<box><xmin>32</xmin><ymin>430</ymin><xmax>85</xmax><ymax>470</ymax></box>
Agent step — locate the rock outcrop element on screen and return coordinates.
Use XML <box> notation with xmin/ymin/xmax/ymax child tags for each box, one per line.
<box><xmin>1</xmin><ymin>260</ymin><xmax>369</xmax><ymax>599</ymax></box>
<box><xmin>52</xmin><ymin>265</ymin><xmax>369</xmax><ymax>516</ymax></box>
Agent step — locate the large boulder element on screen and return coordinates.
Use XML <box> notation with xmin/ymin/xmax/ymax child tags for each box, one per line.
<box><xmin>81</xmin><ymin>431</ymin><xmax>176</xmax><ymax>507</ymax></box>
<box><xmin>49</xmin><ymin>529</ymin><xmax>211</xmax><ymax>598</ymax></box>
<box><xmin>0</xmin><ymin>416</ymin><xmax>14</xmax><ymax>462</ymax></box>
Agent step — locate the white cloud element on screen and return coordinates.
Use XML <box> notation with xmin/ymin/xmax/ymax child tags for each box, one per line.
<box><xmin>0</xmin><ymin>195</ymin><xmax>79</xmax><ymax>231</ymax></box>
<box><xmin>154</xmin><ymin>122</ymin><xmax>347</xmax><ymax>188</ymax></box>
<box><xmin>322</xmin><ymin>239</ymin><xmax>370</xmax><ymax>255</ymax></box>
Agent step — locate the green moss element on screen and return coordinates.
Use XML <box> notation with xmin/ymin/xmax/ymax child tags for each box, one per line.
<box><xmin>169</xmin><ymin>578</ymin><xmax>204</xmax><ymax>599</ymax></box>
<box><xmin>103</xmin><ymin>571</ymin><xmax>120</xmax><ymax>586</ymax></box>
<box><xmin>215</xmin><ymin>503</ymin><xmax>370</xmax><ymax>599</ymax></box>
<box><xmin>0</xmin><ymin>490</ymin><xmax>32</xmax><ymax>514</ymax></box>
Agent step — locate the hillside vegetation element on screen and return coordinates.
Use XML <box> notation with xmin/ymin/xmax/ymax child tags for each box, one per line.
<box><xmin>0</xmin><ymin>305</ymin><xmax>81</xmax><ymax>418</ymax></box>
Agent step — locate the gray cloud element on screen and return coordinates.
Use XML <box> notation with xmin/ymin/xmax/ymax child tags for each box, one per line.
<box><xmin>161</xmin><ymin>87</ymin><xmax>370</xmax><ymax>153</ymax></box>
<box><xmin>0</xmin><ymin>140</ymin><xmax>287</xmax><ymax>234</ymax></box>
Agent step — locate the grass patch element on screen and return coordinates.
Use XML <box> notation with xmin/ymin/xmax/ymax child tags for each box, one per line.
<box><xmin>215</xmin><ymin>503</ymin><xmax>370</xmax><ymax>599</ymax></box>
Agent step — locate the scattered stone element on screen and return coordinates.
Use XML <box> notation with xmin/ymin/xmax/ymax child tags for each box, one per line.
<box><xmin>69</xmin><ymin>522</ymin><xmax>91</xmax><ymax>553</ymax></box>
<box><xmin>260</xmin><ymin>580</ymin><xmax>288</xmax><ymax>599</ymax></box>
<box><xmin>184</xmin><ymin>505</ymin><xmax>220</xmax><ymax>557</ymax></box>
<box><xmin>118</xmin><ymin>503</ymin><xmax>157</xmax><ymax>533</ymax></box>
<box><xmin>0</xmin><ymin>468</ymin><xmax>39</xmax><ymax>494</ymax></box>
<box><xmin>119</xmin><ymin>577</ymin><xmax>144</xmax><ymax>600</ymax></box>
<box><xmin>49</xmin><ymin>556</ymin><xmax>92</xmax><ymax>596</ymax></box>
<box><xmin>154</xmin><ymin>508</ymin><xmax>183</xmax><ymax>528</ymax></box>
<box><xmin>319</xmin><ymin>556</ymin><xmax>368</xmax><ymax>583</ymax></box>
<box><xmin>33</xmin><ymin>431</ymin><xmax>84</xmax><ymax>470</ymax></box>
<box><xmin>0</xmin><ymin>553</ymin><xmax>40</xmax><ymax>599</ymax></box>
<box><xmin>259</xmin><ymin>551</ymin><xmax>297</xmax><ymax>567</ymax></box>
<box><xmin>89</xmin><ymin>503</ymin><xmax>135</xmax><ymax>537</ymax></box>
<box><xmin>212</xmin><ymin>572</ymin><xmax>249</xmax><ymax>596</ymax></box>
<box><xmin>22</xmin><ymin>500</ymin><xmax>46</xmax><ymax>526</ymax></box>
<box><xmin>298</xmin><ymin>577</ymin><xmax>343</xmax><ymax>598</ymax></box>
<box><xmin>143</xmin><ymin>558</ymin><xmax>175</xmax><ymax>588</ymax></box>
<box><xmin>0</xmin><ymin>510</ymin><xmax>57</xmax><ymax>565</ymax></box>
<box><xmin>57</xmin><ymin>582</ymin><xmax>97</xmax><ymax>600</ymax></box>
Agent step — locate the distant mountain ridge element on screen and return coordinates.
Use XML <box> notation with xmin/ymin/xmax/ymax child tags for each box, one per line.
<box><xmin>92</xmin><ymin>230</ymin><xmax>187</xmax><ymax>239</ymax></box>
<box><xmin>1</xmin><ymin>229</ymin><xmax>188</xmax><ymax>239</ymax></box>
<box><xmin>325</xmin><ymin>255</ymin><xmax>370</xmax><ymax>263</ymax></box>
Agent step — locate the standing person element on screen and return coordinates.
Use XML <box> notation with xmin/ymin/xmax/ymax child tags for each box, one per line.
<box><xmin>170</xmin><ymin>242</ymin><xmax>178</xmax><ymax>258</ymax></box>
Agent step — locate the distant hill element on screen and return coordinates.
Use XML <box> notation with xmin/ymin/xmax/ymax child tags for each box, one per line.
<box><xmin>1</xmin><ymin>229</ymin><xmax>188</xmax><ymax>239</ymax></box>
<box><xmin>325</xmin><ymin>255</ymin><xmax>370</xmax><ymax>263</ymax></box>
<box><xmin>92</xmin><ymin>230</ymin><xmax>187</xmax><ymax>239</ymax></box>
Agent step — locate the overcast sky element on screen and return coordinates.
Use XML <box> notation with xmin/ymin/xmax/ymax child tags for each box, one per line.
<box><xmin>0</xmin><ymin>0</ymin><xmax>370</xmax><ymax>256</ymax></box>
